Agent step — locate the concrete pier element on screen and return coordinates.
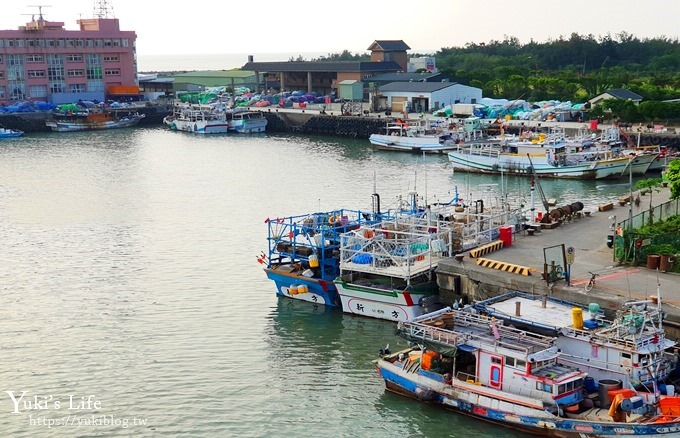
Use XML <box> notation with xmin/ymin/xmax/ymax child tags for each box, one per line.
<box><xmin>435</xmin><ymin>185</ymin><xmax>680</xmax><ymax>339</ymax></box>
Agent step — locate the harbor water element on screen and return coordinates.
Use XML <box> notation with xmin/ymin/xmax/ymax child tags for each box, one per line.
<box><xmin>0</xmin><ymin>127</ymin><xmax>643</xmax><ymax>437</ymax></box>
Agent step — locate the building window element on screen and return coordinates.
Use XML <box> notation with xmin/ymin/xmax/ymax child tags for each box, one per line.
<box><xmin>76</xmin><ymin>39</ymin><xmax>84</xmax><ymax>47</ymax></box>
<box><xmin>10</xmin><ymin>85</ymin><xmax>25</xmax><ymax>101</ymax></box>
<box><xmin>47</xmin><ymin>39</ymin><xmax>55</xmax><ymax>47</ymax></box>
<box><xmin>103</xmin><ymin>55</ymin><xmax>119</xmax><ymax>62</ymax></box>
<box><xmin>0</xmin><ymin>71</ymin><xmax>4</xmax><ymax>78</ymax></box>
<box><xmin>69</xmin><ymin>84</ymin><xmax>86</xmax><ymax>93</ymax></box>
<box><xmin>95</xmin><ymin>39</ymin><xmax>103</xmax><ymax>47</ymax></box>
<box><xmin>104</xmin><ymin>69</ymin><xmax>120</xmax><ymax>76</ymax></box>
<box><xmin>0</xmin><ymin>86</ymin><xmax>5</xmax><ymax>98</ymax></box>
<box><xmin>26</xmin><ymin>55</ymin><xmax>44</xmax><ymax>63</ymax></box>
<box><xmin>48</xmin><ymin>55</ymin><xmax>64</xmax><ymax>66</ymax></box>
<box><xmin>67</xmin><ymin>39</ymin><xmax>75</xmax><ymax>47</ymax></box>
<box><xmin>122</xmin><ymin>39</ymin><xmax>128</xmax><ymax>47</ymax></box>
<box><xmin>49</xmin><ymin>82</ymin><xmax>64</xmax><ymax>94</ymax></box>
<box><xmin>48</xmin><ymin>67</ymin><xmax>64</xmax><ymax>81</ymax></box>
<box><xmin>67</xmin><ymin>69</ymin><xmax>85</xmax><ymax>77</ymax></box>
<box><xmin>66</xmin><ymin>54</ymin><xmax>83</xmax><ymax>62</ymax></box>
<box><xmin>29</xmin><ymin>85</ymin><xmax>48</xmax><ymax>98</ymax></box>
<box><xmin>112</xmin><ymin>39</ymin><xmax>120</xmax><ymax>47</ymax></box>
<box><xmin>7</xmin><ymin>55</ymin><xmax>23</xmax><ymax>66</ymax></box>
<box><xmin>104</xmin><ymin>39</ymin><xmax>112</xmax><ymax>47</ymax></box>
<box><xmin>87</xmin><ymin>39</ymin><xmax>94</xmax><ymax>48</ymax></box>
<box><xmin>0</xmin><ymin>56</ymin><xmax>3</xmax><ymax>63</ymax></box>
<box><xmin>27</xmin><ymin>70</ymin><xmax>46</xmax><ymax>78</ymax></box>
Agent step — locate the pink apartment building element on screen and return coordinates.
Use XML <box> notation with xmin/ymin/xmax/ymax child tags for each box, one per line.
<box><xmin>0</xmin><ymin>15</ymin><xmax>138</xmax><ymax>105</ymax></box>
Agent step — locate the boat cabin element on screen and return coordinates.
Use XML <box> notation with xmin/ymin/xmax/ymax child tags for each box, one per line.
<box><xmin>398</xmin><ymin>309</ymin><xmax>586</xmax><ymax>408</ymax></box>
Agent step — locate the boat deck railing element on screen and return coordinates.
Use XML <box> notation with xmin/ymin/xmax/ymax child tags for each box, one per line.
<box><xmin>267</xmin><ymin>209</ymin><xmax>386</xmax><ymax>276</ymax></box>
<box><xmin>399</xmin><ymin>309</ymin><xmax>556</xmax><ymax>355</ymax></box>
<box><xmin>337</xmin><ymin>218</ymin><xmax>452</xmax><ymax>279</ymax></box>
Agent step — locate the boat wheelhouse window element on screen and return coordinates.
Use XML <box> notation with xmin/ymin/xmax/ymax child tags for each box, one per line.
<box><xmin>536</xmin><ymin>382</ymin><xmax>552</xmax><ymax>393</ymax></box>
<box><xmin>505</xmin><ymin>357</ymin><xmax>526</xmax><ymax>370</ymax></box>
<box><xmin>640</xmin><ymin>354</ymin><xmax>650</xmax><ymax>366</ymax></box>
<box><xmin>621</xmin><ymin>352</ymin><xmax>632</xmax><ymax>359</ymax></box>
<box><xmin>557</xmin><ymin>378</ymin><xmax>583</xmax><ymax>394</ymax></box>
<box><xmin>491</xmin><ymin>357</ymin><xmax>502</xmax><ymax>364</ymax></box>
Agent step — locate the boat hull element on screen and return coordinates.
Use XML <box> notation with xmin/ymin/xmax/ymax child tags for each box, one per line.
<box><xmin>335</xmin><ymin>280</ymin><xmax>440</xmax><ymax>322</ymax></box>
<box><xmin>377</xmin><ymin>360</ymin><xmax>680</xmax><ymax>437</ymax></box>
<box><xmin>265</xmin><ymin>267</ymin><xmax>340</xmax><ymax>307</ymax></box>
<box><xmin>369</xmin><ymin>134</ymin><xmax>455</xmax><ymax>153</ymax></box>
<box><xmin>167</xmin><ymin>118</ymin><xmax>229</xmax><ymax>134</ymax></box>
<box><xmin>448</xmin><ymin>150</ymin><xmax>597</xmax><ymax>179</ymax></box>
<box><xmin>46</xmin><ymin>115</ymin><xmax>144</xmax><ymax>132</ymax></box>
<box><xmin>228</xmin><ymin>112</ymin><xmax>268</xmax><ymax>133</ymax></box>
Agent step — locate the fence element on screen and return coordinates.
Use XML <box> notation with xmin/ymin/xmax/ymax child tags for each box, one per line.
<box><xmin>615</xmin><ymin>198</ymin><xmax>680</xmax><ymax>267</ymax></box>
<box><xmin>619</xmin><ymin>198</ymin><xmax>680</xmax><ymax>231</ymax></box>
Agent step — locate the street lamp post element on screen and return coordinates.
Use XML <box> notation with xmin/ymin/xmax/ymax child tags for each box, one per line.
<box><xmin>608</xmin><ymin>215</ymin><xmax>617</xmax><ymax>263</ymax></box>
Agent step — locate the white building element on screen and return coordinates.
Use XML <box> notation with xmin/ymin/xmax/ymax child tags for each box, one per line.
<box><xmin>377</xmin><ymin>81</ymin><xmax>482</xmax><ymax>113</ymax></box>
<box><xmin>408</xmin><ymin>56</ymin><xmax>437</xmax><ymax>73</ymax></box>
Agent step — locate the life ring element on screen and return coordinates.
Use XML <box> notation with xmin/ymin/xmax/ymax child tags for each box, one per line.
<box><xmin>328</xmin><ymin>215</ymin><xmax>337</xmax><ymax>226</ymax></box>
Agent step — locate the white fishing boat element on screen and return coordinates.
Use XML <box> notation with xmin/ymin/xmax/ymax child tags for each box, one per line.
<box><xmin>226</xmin><ymin>108</ymin><xmax>267</xmax><ymax>133</ymax></box>
<box><xmin>473</xmin><ymin>291</ymin><xmax>678</xmax><ymax>389</ymax></box>
<box><xmin>447</xmin><ymin>141</ymin><xmax>599</xmax><ymax>179</ymax></box>
<box><xmin>369</xmin><ymin>119</ymin><xmax>459</xmax><ymax>153</ymax></box>
<box><xmin>163</xmin><ymin>104</ymin><xmax>229</xmax><ymax>134</ymax></box>
<box><xmin>334</xmin><ymin>214</ymin><xmax>452</xmax><ymax>321</ymax></box>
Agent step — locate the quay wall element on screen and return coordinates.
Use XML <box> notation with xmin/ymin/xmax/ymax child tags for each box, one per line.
<box><xmin>0</xmin><ymin>104</ymin><xmax>171</xmax><ymax>133</ymax></box>
<box><xmin>4</xmin><ymin>103</ymin><xmax>680</xmax><ymax>148</ymax></box>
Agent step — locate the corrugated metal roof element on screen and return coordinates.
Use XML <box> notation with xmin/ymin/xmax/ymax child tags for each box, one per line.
<box><xmin>606</xmin><ymin>88</ymin><xmax>643</xmax><ymax>100</ymax></box>
<box><xmin>378</xmin><ymin>82</ymin><xmax>458</xmax><ymax>93</ymax></box>
<box><xmin>368</xmin><ymin>72</ymin><xmax>445</xmax><ymax>82</ymax></box>
<box><xmin>240</xmin><ymin>61</ymin><xmax>402</xmax><ymax>73</ymax></box>
<box><xmin>173</xmin><ymin>70</ymin><xmax>256</xmax><ymax>79</ymax></box>
<box><xmin>367</xmin><ymin>40</ymin><xmax>411</xmax><ymax>51</ymax></box>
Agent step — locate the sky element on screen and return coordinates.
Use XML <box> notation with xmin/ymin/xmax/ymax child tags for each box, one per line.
<box><xmin>1</xmin><ymin>0</ymin><xmax>679</xmax><ymax>58</ymax></box>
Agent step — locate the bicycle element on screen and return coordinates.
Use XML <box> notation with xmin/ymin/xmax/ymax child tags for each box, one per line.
<box><xmin>584</xmin><ymin>271</ymin><xmax>600</xmax><ymax>292</ymax></box>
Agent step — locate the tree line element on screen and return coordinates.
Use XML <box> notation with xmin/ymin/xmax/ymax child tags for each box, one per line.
<box><xmin>309</xmin><ymin>33</ymin><xmax>680</xmax><ymax>123</ymax></box>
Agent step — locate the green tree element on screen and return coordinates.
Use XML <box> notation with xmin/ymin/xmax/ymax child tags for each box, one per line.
<box><xmin>635</xmin><ymin>177</ymin><xmax>663</xmax><ymax>224</ymax></box>
<box><xmin>666</xmin><ymin>159</ymin><xmax>680</xmax><ymax>199</ymax></box>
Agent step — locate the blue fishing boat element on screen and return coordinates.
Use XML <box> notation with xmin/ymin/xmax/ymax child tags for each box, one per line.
<box><xmin>376</xmin><ymin>306</ymin><xmax>680</xmax><ymax>436</ymax></box>
<box><xmin>261</xmin><ymin>200</ymin><xmax>386</xmax><ymax>307</ymax></box>
<box><xmin>0</xmin><ymin>127</ymin><xmax>23</xmax><ymax>138</ymax></box>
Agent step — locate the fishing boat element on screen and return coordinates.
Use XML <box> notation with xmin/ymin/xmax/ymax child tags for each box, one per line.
<box><xmin>333</xmin><ymin>214</ymin><xmax>450</xmax><ymax>321</ymax></box>
<box><xmin>0</xmin><ymin>127</ymin><xmax>23</xmax><ymax>138</ymax></box>
<box><xmin>46</xmin><ymin>110</ymin><xmax>145</xmax><ymax>132</ymax></box>
<box><xmin>369</xmin><ymin>117</ymin><xmax>494</xmax><ymax>154</ymax></box>
<box><xmin>369</xmin><ymin>119</ymin><xmax>459</xmax><ymax>153</ymax></box>
<box><xmin>447</xmin><ymin>140</ymin><xmax>599</xmax><ymax>179</ymax></box>
<box><xmin>163</xmin><ymin>104</ymin><xmax>229</xmax><ymax>134</ymax></box>
<box><xmin>261</xmin><ymin>203</ymin><xmax>385</xmax><ymax>307</ymax></box>
<box><xmin>226</xmin><ymin>108</ymin><xmax>267</xmax><ymax>133</ymax></box>
<box><xmin>376</xmin><ymin>305</ymin><xmax>680</xmax><ymax>436</ymax></box>
<box><xmin>473</xmin><ymin>291</ymin><xmax>679</xmax><ymax>390</ymax></box>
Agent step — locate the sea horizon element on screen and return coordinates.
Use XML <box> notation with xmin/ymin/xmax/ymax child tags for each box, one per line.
<box><xmin>137</xmin><ymin>51</ymin><xmax>333</xmax><ymax>73</ymax></box>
